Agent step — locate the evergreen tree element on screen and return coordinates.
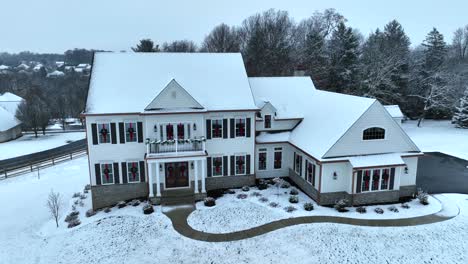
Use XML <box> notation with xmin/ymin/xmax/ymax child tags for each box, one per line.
<box><xmin>132</xmin><ymin>39</ymin><xmax>160</xmax><ymax>52</ymax></box>
<box><xmin>422</xmin><ymin>28</ymin><xmax>447</xmax><ymax>71</ymax></box>
<box><xmin>453</xmin><ymin>87</ymin><xmax>468</xmax><ymax>128</ymax></box>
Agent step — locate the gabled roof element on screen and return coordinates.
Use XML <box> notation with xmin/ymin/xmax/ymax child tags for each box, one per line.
<box><xmin>0</xmin><ymin>106</ymin><xmax>20</xmax><ymax>132</ymax></box>
<box><xmin>145</xmin><ymin>79</ymin><xmax>204</xmax><ymax>111</ymax></box>
<box><xmin>384</xmin><ymin>105</ymin><xmax>404</xmax><ymax>118</ymax></box>
<box><xmin>86</xmin><ymin>52</ymin><xmax>257</xmax><ymax>114</ymax></box>
<box><xmin>0</xmin><ymin>92</ymin><xmax>23</xmax><ymax>102</ymax></box>
<box><xmin>249</xmin><ymin>76</ymin><xmax>376</xmax><ymax>159</ymax></box>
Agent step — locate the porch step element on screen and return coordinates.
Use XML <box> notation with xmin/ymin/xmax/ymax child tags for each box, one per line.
<box><xmin>161</xmin><ymin>194</ymin><xmax>195</xmax><ymax>206</ymax></box>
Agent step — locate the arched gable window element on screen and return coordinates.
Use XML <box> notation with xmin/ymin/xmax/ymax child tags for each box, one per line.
<box><xmin>363</xmin><ymin>127</ymin><xmax>385</xmax><ymax>140</ymax></box>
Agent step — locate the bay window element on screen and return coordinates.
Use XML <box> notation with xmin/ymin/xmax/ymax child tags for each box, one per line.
<box><xmin>127</xmin><ymin>162</ymin><xmax>140</xmax><ymax>183</ymax></box>
<box><xmin>125</xmin><ymin>122</ymin><xmax>137</xmax><ymax>142</ymax></box>
<box><xmin>258</xmin><ymin>149</ymin><xmax>267</xmax><ymax>170</ymax></box>
<box><xmin>212</xmin><ymin>119</ymin><xmax>223</xmax><ymax>138</ymax></box>
<box><xmin>235</xmin><ymin>118</ymin><xmax>246</xmax><ymax>137</ymax></box>
<box><xmin>100</xmin><ymin>163</ymin><xmax>114</xmax><ymax>185</ymax></box>
<box><xmin>98</xmin><ymin>123</ymin><xmax>111</xmax><ymax>144</ymax></box>
<box><xmin>274</xmin><ymin>147</ymin><xmax>282</xmax><ymax>169</ymax></box>
<box><xmin>235</xmin><ymin>155</ymin><xmax>246</xmax><ymax>175</ymax></box>
<box><xmin>212</xmin><ymin>156</ymin><xmax>223</xmax><ymax>177</ymax></box>
<box><xmin>358</xmin><ymin>167</ymin><xmax>395</xmax><ymax>192</ymax></box>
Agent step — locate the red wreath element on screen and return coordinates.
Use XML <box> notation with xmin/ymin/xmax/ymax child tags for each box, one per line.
<box><xmin>237</xmin><ymin>157</ymin><xmax>244</xmax><ymax>172</ymax></box>
<box><xmin>103</xmin><ymin>164</ymin><xmax>110</xmax><ymax>181</ymax></box>
<box><xmin>130</xmin><ymin>162</ymin><xmax>138</xmax><ymax>180</ymax></box>
<box><xmin>238</xmin><ymin>120</ymin><xmax>245</xmax><ymax>136</ymax></box>
<box><xmin>127</xmin><ymin>123</ymin><xmax>135</xmax><ymax>141</ymax></box>
<box><xmin>167</xmin><ymin>124</ymin><xmax>174</xmax><ymax>140</ymax></box>
<box><xmin>100</xmin><ymin>124</ymin><xmax>108</xmax><ymax>142</ymax></box>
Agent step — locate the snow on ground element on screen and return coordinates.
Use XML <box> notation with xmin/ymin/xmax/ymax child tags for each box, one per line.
<box><xmin>0</xmin><ymin>157</ymin><xmax>467</xmax><ymax>264</ymax></box>
<box><xmin>0</xmin><ymin>131</ymin><xmax>85</xmax><ymax>160</ymax></box>
<box><xmin>403</xmin><ymin>120</ymin><xmax>468</xmax><ymax>160</ymax></box>
<box><xmin>187</xmin><ymin>185</ymin><xmax>441</xmax><ymax>233</ymax></box>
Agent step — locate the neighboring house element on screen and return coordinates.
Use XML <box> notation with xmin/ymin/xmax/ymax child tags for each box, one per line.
<box><xmin>84</xmin><ymin>52</ymin><xmax>422</xmax><ymax>210</ymax></box>
<box><xmin>16</xmin><ymin>63</ymin><xmax>29</xmax><ymax>70</ymax></box>
<box><xmin>0</xmin><ymin>92</ymin><xmax>23</xmax><ymax>142</ymax></box>
<box><xmin>47</xmin><ymin>70</ymin><xmax>65</xmax><ymax>78</ymax></box>
<box><xmin>384</xmin><ymin>105</ymin><xmax>405</xmax><ymax>125</ymax></box>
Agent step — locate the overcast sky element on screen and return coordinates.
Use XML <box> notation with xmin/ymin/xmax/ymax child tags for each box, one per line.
<box><xmin>1</xmin><ymin>0</ymin><xmax>466</xmax><ymax>53</ymax></box>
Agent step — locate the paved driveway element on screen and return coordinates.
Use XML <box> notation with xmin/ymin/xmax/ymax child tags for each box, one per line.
<box><xmin>417</xmin><ymin>152</ymin><xmax>468</xmax><ymax>194</ymax></box>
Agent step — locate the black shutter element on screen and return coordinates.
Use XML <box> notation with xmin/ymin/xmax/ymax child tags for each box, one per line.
<box><xmin>223</xmin><ymin>156</ymin><xmax>228</xmax><ymax>176</ymax></box>
<box><xmin>305</xmin><ymin>160</ymin><xmax>308</xmax><ymax>180</ymax></box>
<box><xmin>230</xmin><ymin>118</ymin><xmax>235</xmax><ymax>138</ymax></box>
<box><xmin>111</xmin><ymin>123</ymin><xmax>117</xmax><ymax>144</ymax></box>
<box><xmin>207</xmin><ymin>157</ymin><xmax>212</xmax><ymax>177</ymax></box>
<box><xmin>246</xmin><ymin>118</ymin><xmax>251</xmax><ymax>138</ymax></box>
<box><xmin>389</xmin><ymin>168</ymin><xmax>396</xmax><ymax>190</ymax></box>
<box><xmin>246</xmin><ymin>154</ymin><xmax>251</xmax><ymax>175</ymax></box>
<box><xmin>137</xmin><ymin>122</ymin><xmax>143</xmax><ymax>143</ymax></box>
<box><xmin>312</xmin><ymin>164</ymin><xmax>316</xmax><ymax>187</ymax></box>
<box><xmin>95</xmin><ymin>164</ymin><xmax>101</xmax><ymax>185</ymax></box>
<box><xmin>91</xmin><ymin>123</ymin><xmax>98</xmax><ymax>145</ymax></box>
<box><xmin>122</xmin><ymin>162</ymin><xmax>128</xmax><ymax>183</ymax></box>
<box><xmin>230</xmin><ymin>156</ymin><xmax>235</xmax><ymax>175</ymax></box>
<box><xmin>293</xmin><ymin>152</ymin><xmax>296</xmax><ymax>171</ymax></box>
<box><xmin>206</xmin><ymin>119</ymin><xmax>211</xmax><ymax>139</ymax></box>
<box><xmin>139</xmin><ymin>161</ymin><xmax>146</xmax><ymax>182</ymax></box>
<box><xmin>356</xmin><ymin>171</ymin><xmax>362</xmax><ymax>193</ymax></box>
<box><xmin>299</xmin><ymin>156</ymin><xmax>303</xmax><ymax>176</ymax></box>
<box><xmin>119</xmin><ymin>122</ymin><xmax>125</xmax><ymax>144</ymax></box>
<box><xmin>223</xmin><ymin>119</ymin><xmax>228</xmax><ymax>138</ymax></box>
<box><xmin>113</xmin><ymin>162</ymin><xmax>120</xmax><ymax>184</ymax></box>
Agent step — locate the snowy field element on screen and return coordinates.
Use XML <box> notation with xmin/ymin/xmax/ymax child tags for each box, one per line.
<box><xmin>0</xmin><ymin>157</ymin><xmax>467</xmax><ymax>264</ymax></box>
<box><xmin>187</xmin><ymin>185</ymin><xmax>441</xmax><ymax>233</ymax></box>
<box><xmin>402</xmin><ymin>120</ymin><xmax>468</xmax><ymax>160</ymax></box>
<box><xmin>0</xmin><ymin>132</ymin><xmax>85</xmax><ymax>160</ymax></box>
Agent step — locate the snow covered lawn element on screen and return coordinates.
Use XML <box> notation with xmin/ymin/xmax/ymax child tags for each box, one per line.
<box><xmin>0</xmin><ymin>131</ymin><xmax>85</xmax><ymax>160</ymax></box>
<box><xmin>402</xmin><ymin>120</ymin><xmax>468</xmax><ymax>160</ymax></box>
<box><xmin>187</xmin><ymin>184</ymin><xmax>441</xmax><ymax>233</ymax></box>
<box><xmin>1</xmin><ymin>158</ymin><xmax>467</xmax><ymax>264</ymax></box>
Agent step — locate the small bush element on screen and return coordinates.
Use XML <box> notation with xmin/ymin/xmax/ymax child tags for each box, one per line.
<box><xmin>67</xmin><ymin>219</ymin><xmax>81</xmax><ymax>228</ymax></box>
<box><xmin>226</xmin><ymin>189</ymin><xmax>236</xmax><ymax>194</ymax></box>
<box><xmin>356</xmin><ymin>206</ymin><xmax>367</xmax><ymax>214</ymax></box>
<box><xmin>374</xmin><ymin>207</ymin><xmax>384</xmax><ymax>214</ymax></box>
<box><xmin>207</xmin><ymin>189</ymin><xmax>224</xmax><ymax>199</ymax></box>
<box><xmin>117</xmin><ymin>201</ymin><xmax>126</xmax><ymax>208</ymax></box>
<box><xmin>84</xmin><ymin>184</ymin><xmax>91</xmax><ymax>191</ymax></box>
<box><xmin>236</xmin><ymin>194</ymin><xmax>248</xmax><ymax>199</ymax></box>
<box><xmin>74</xmin><ymin>199</ymin><xmax>80</xmax><ymax>205</ymax></box>
<box><xmin>251</xmin><ymin>191</ymin><xmax>262</xmax><ymax>197</ymax></box>
<box><xmin>83</xmin><ymin>189</ymin><xmax>89</xmax><ymax>194</ymax></box>
<box><xmin>269</xmin><ymin>202</ymin><xmax>280</xmax><ymax>208</ymax></box>
<box><xmin>334</xmin><ymin>199</ymin><xmax>349</xmax><ymax>213</ymax></box>
<box><xmin>388</xmin><ymin>206</ymin><xmax>399</xmax><ymax>213</ymax></box>
<box><xmin>72</xmin><ymin>192</ymin><xmax>81</xmax><ymax>198</ymax></box>
<box><xmin>280</xmin><ymin>182</ymin><xmax>291</xmax><ymax>188</ymax></box>
<box><xmin>104</xmin><ymin>207</ymin><xmax>111</xmax><ymax>213</ymax></box>
<box><xmin>204</xmin><ymin>197</ymin><xmax>216</xmax><ymax>207</ymax></box>
<box><xmin>289</xmin><ymin>188</ymin><xmax>299</xmax><ymax>195</ymax></box>
<box><xmin>417</xmin><ymin>189</ymin><xmax>429</xmax><ymax>205</ymax></box>
<box><xmin>79</xmin><ymin>194</ymin><xmax>87</xmax><ymax>200</ymax></box>
<box><xmin>143</xmin><ymin>204</ymin><xmax>154</xmax><ymax>214</ymax></box>
<box><xmin>78</xmin><ymin>200</ymin><xmax>84</xmax><ymax>207</ymax></box>
<box><xmin>259</xmin><ymin>197</ymin><xmax>269</xmax><ymax>203</ymax></box>
<box><xmin>284</xmin><ymin>206</ymin><xmax>297</xmax><ymax>213</ymax></box>
<box><xmin>304</xmin><ymin>203</ymin><xmax>314</xmax><ymax>211</ymax></box>
<box><xmin>71</xmin><ymin>205</ymin><xmax>76</xmax><ymax>211</ymax></box>
<box><xmin>241</xmin><ymin>186</ymin><xmax>250</xmax><ymax>192</ymax></box>
<box><xmin>85</xmin><ymin>209</ymin><xmax>96</xmax><ymax>217</ymax></box>
<box><xmin>401</xmin><ymin>203</ymin><xmax>410</xmax><ymax>209</ymax></box>
<box><xmin>131</xmin><ymin>200</ymin><xmax>140</xmax><ymax>206</ymax></box>
<box><xmin>257</xmin><ymin>179</ymin><xmax>268</xmax><ymax>190</ymax></box>
<box><xmin>64</xmin><ymin>211</ymin><xmax>79</xmax><ymax>223</ymax></box>
<box><xmin>289</xmin><ymin>195</ymin><xmax>299</xmax><ymax>204</ymax></box>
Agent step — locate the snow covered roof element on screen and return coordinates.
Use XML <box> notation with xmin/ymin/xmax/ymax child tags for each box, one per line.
<box><xmin>0</xmin><ymin>92</ymin><xmax>24</xmax><ymax>115</ymax></box>
<box><xmin>0</xmin><ymin>92</ymin><xmax>23</xmax><ymax>102</ymax></box>
<box><xmin>0</xmin><ymin>106</ymin><xmax>21</xmax><ymax>132</ymax></box>
<box><xmin>86</xmin><ymin>52</ymin><xmax>257</xmax><ymax>114</ymax></box>
<box><xmin>16</xmin><ymin>63</ymin><xmax>29</xmax><ymax>69</ymax></box>
<box><xmin>348</xmin><ymin>153</ymin><xmax>406</xmax><ymax>169</ymax></box>
<box><xmin>0</xmin><ymin>65</ymin><xmax>10</xmax><ymax>70</ymax></box>
<box><xmin>384</xmin><ymin>105</ymin><xmax>404</xmax><ymax>118</ymax></box>
<box><xmin>250</xmin><ymin>77</ymin><xmax>376</xmax><ymax>159</ymax></box>
<box><xmin>47</xmin><ymin>70</ymin><xmax>65</xmax><ymax>77</ymax></box>
<box><xmin>256</xmin><ymin>131</ymin><xmax>291</xmax><ymax>143</ymax></box>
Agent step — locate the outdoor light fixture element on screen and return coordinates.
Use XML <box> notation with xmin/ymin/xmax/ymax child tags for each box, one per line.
<box><xmin>191</xmin><ymin>162</ymin><xmax>194</xmax><ymax>170</ymax></box>
<box><xmin>333</xmin><ymin>172</ymin><xmax>338</xmax><ymax>180</ymax></box>
<box><xmin>154</xmin><ymin>125</ymin><xmax>158</xmax><ymax>132</ymax></box>
<box><xmin>193</xmin><ymin>123</ymin><xmax>197</xmax><ymax>131</ymax></box>
<box><xmin>404</xmin><ymin>167</ymin><xmax>409</xmax><ymax>174</ymax></box>
<box><xmin>159</xmin><ymin>164</ymin><xmax>163</xmax><ymax>171</ymax></box>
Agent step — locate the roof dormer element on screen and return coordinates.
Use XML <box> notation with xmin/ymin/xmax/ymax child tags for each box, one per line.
<box><xmin>145</xmin><ymin>79</ymin><xmax>204</xmax><ymax>111</ymax></box>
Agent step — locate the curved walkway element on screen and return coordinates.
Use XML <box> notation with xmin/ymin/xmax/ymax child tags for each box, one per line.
<box><xmin>163</xmin><ymin>195</ymin><xmax>460</xmax><ymax>242</ymax></box>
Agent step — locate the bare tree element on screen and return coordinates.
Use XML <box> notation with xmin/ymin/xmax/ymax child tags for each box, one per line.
<box><xmin>201</xmin><ymin>23</ymin><xmax>241</xmax><ymax>52</ymax></box>
<box><xmin>46</xmin><ymin>189</ymin><xmax>62</xmax><ymax>228</ymax></box>
<box><xmin>162</xmin><ymin>40</ymin><xmax>198</xmax><ymax>52</ymax></box>
<box><xmin>452</xmin><ymin>26</ymin><xmax>468</xmax><ymax>60</ymax></box>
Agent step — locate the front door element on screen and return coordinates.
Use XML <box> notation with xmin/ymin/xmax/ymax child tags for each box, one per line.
<box><xmin>165</xmin><ymin>162</ymin><xmax>189</xmax><ymax>188</ymax></box>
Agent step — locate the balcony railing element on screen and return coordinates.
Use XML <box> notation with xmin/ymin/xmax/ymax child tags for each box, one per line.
<box><xmin>146</xmin><ymin>137</ymin><xmax>206</xmax><ymax>155</ymax></box>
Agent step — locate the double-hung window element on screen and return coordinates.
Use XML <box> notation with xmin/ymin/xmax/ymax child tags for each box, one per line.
<box><xmin>274</xmin><ymin>147</ymin><xmax>282</xmax><ymax>169</ymax></box>
<box><xmin>98</xmin><ymin>123</ymin><xmax>111</xmax><ymax>144</ymax></box>
<box><xmin>307</xmin><ymin>162</ymin><xmax>315</xmax><ymax>185</ymax></box>
<box><xmin>258</xmin><ymin>149</ymin><xmax>267</xmax><ymax>170</ymax></box>
<box><xmin>212</xmin><ymin>156</ymin><xmax>223</xmax><ymax>177</ymax></box>
<box><xmin>127</xmin><ymin>162</ymin><xmax>140</xmax><ymax>183</ymax></box>
<box><xmin>212</xmin><ymin>119</ymin><xmax>223</xmax><ymax>138</ymax></box>
<box><xmin>235</xmin><ymin>118</ymin><xmax>246</xmax><ymax>137</ymax></box>
<box><xmin>359</xmin><ymin>168</ymin><xmax>393</xmax><ymax>192</ymax></box>
<box><xmin>381</xmin><ymin>169</ymin><xmax>390</xmax><ymax>190</ymax></box>
<box><xmin>100</xmin><ymin>163</ymin><xmax>114</xmax><ymax>185</ymax></box>
<box><xmin>362</xmin><ymin>170</ymin><xmax>371</xmax><ymax>192</ymax></box>
<box><xmin>166</xmin><ymin>124</ymin><xmax>174</xmax><ymax>140</ymax></box>
<box><xmin>264</xmin><ymin>115</ymin><xmax>272</xmax><ymax>129</ymax></box>
<box><xmin>177</xmin><ymin>123</ymin><xmax>185</xmax><ymax>140</ymax></box>
<box><xmin>235</xmin><ymin>155</ymin><xmax>246</xmax><ymax>175</ymax></box>
<box><xmin>294</xmin><ymin>153</ymin><xmax>302</xmax><ymax>175</ymax></box>
<box><xmin>125</xmin><ymin>122</ymin><xmax>137</xmax><ymax>142</ymax></box>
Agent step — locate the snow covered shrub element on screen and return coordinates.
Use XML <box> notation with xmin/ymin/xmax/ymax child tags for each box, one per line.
<box><xmin>284</xmin><ymin>206</ymin><xmax>297</xmax><ymax>213</ymax></box>
<box><xmin>236</xmin><ymin>193</ymin><xmax>248</xmax><ymax>199</ymax></box>
<box><xmin>85</xmin><ymin>209</ymin><xmax>96</xmax><ymax>217</ymax></box>
<box><xmin>79</xmin><ymin>194</ymin><xmax>87</xmax><ymax>200</ymax></box>
<box><xmin>131</xmin><ymin>200</ymin><xmax>140</xmax><ymax>206</ymax></box>
<box><xmin>72</xmin><ymin>192</ymin><xmax>81</xmax><ymax>198</ymax></box>
<box><xmin>143</xmin><ymin>204</ymin><xmax>154</xmax><ymax>215</ymax></box>
<box><xmin>251</xmin><ymin>191</ymin><xmax>262</xmax><ymax>197</ymax></box>
<box><xmin>67</xmin><ymin>219</ymin><xmax>81</xmax><ymax>228</ymax></box>
<box><xmin>334</xmin><ymin>199</ymin><xmax>349</xmax><ymax>213</ymax></box>
<box><xmin>356</xmin><ymin>206</ymin><xmax>367</xmax><ymax>214</ymax></box>
<box><xmin>281</xmin><ymin>181</ymin><xmax>291</xmax><ymax>188</ymax></box>
<box><xmin>117</xmin><ymin>201</ymin><xmax>126</xmax><ymax>208</ymax></box>
<box><xmin>388</xmin><ymin>206</ymin><xmax>399</xmax><ymax>213</ymax></box>
<box><xmin>417</xmin><ymin>189</ymin><xmax>429</xmax><ymax>205</ymax></box>
<box><xmin>257</xmin><ymin>179</ymin><xmax>268</xmax><ymax>190</ymax></box>
<box><xmin>374</xmin><ymin>207</ymin><xmax>384</xmax><ymax>214</ymax></box>
<box><xmin>259</xmin><ymin>197</ymin><xmax>269</xmax><ymax>203</ymax></box>
<box><xmin>452</xmin><ymin>87</ymin><xmax>468</xmax><ymax>128</ymax></box>
<box><xmin>64</xmin><ymin>211</ymin><xmax>79</xmax><ymax>223</ymax></box>
<box><xmin>204</xmin><ymin>197</ymin><xmax>216</xmax><ymax>207</ymax></box>
<box><xmin>289</xmin><ymin>195</ymin><xmax>299</xmax><ymax>204</ymax></box>
<box><xmin>104</xmin><ymin>207</ymin><xmax>111</xmax><ymax>213</ymax></box>
<box><xmin>83</xmin><ymin>189</ymin><xmax>89</xmax><ymax>194</ymax></box>
<box><xmin>73</xmin><ymin>199</ymin><xmax>80</xmax><ymax>205</ymax></box>
<box><xmin>401</xmin><ymin>203</ymin><xmax>410</xmax><ymax>209</ymax></box>
<box><xmin>290</xmin><ymin>188</ymin><xmax>299</xmax><ymax>195</ymax></box>
<box><xmin>208</xmin><ymin>189</ymin><xmax>224</xmax><ymax>199</ymax></box>
<box><xmin>225</xmin><ymin>189</ymin><xmax>236</xmax><ymax>194</ymax></box>
<box><xmin>304</xmin><ymin>203</ymin><xmax>314</xmax><ymax>211</ymax></box>
<box><xmin>84</xmin><ymin>184</ymin><xmax>91</xmax><ymax>191</ymax></box>
<box><xmin>242</xmin><ymin>186</ymin><xmax>250</xmax><ymax>192</ymax></box>
<box><xmin>78</xmin><ymin>200</ymin><xmax>84</xmax><ymax>207</ymax></box>
<box><xmin>269</xmin><ymin>202</ymin><xmax>280</xmax><ymax>208</ymax></box>
<box><xmin>71</xmin><ymin>205</ymin><xmax>76</xmax><ymax>211</ymax></box>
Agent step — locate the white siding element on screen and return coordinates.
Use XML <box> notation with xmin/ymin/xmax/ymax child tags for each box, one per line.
<box><xmin>255</xmin><ymin>143</ymin><xmax>291</xmax><ymax>178</ymax></box>
<box><xmin>145</xmin><ymin>79</ymin><xmax>203</xmax><ymax>110</ymax></box>
<box><xmin>400</xmin><ymin>156</ymin><xmax>418</xmax><ymax>186</ymax></box>
<box><xmin>321</xmin><ymin>162</ymin><xmax>353</xmax><ymax>193</ymax></box>
<box><xmin>323</xmin><ymin>102</ymin><xmax>419</xmax><ymax>158</ymax></box>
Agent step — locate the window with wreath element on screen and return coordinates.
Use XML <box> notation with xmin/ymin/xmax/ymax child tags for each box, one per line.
<box><xmin>166</xmin><ymin>124</ymin><xmax>174</xmax><ymax>140</ymax></box>
<box><xmin>100</xmin><ymin>163</ymin><xmax>114</xmax><ymax>185</ymax></box>
<box><xmin>372</xmin><ymin>169</ymin><xmax>380</xmax><ymax>191</ymax></box>
<box><xmin>258</xmin><ymin>150</ymin><xmax>267</xmax><ymax>170</ymax></box>
<box><xmin>264</xmin><ymin>115</ymin><xmax>272</xmax><ymax>128</ymax></box>
<box><xmin>98</xmin><ymin>123</ymin><xmax>111</xmax><ymax>144</ymax></box>
<box><xmin>177</xmin><ymin>123</ymin><xmax>185</xmax><ymax>139</ymax></box>
<box><xmin>381</xmin><ymin>168</ymin><xmax>390</xmax><ymax>190</ymax></box>
<box><xmin>212</xmin><ymin>157</ymin><xmax>223</xmax><ymax>176</ymax></box>
<box><xmin>212</xmin><ymin>119</ymin><xmax>223</xmax><ymax>138</ymax></box>
<box><xmin>274</xmin><ymin>148</ymin><xmax>282</xmax><ymax>169</ymax></box>
<box><xmin>127</xmin><ymin>162</ymin><xmax>140</xmax><ymax>183</ymax></box>
<box><xmin>125</xmin><ymin>122</ymin><xmax>137</xmax><ymax>142</ymax></box>
<box><xmin>235</xmin><ymin>155</ymin><xmax>246</xmax><ymax>175</ymax></box>
<box><xmin>235</xmin><ymin>118</ymin><xmax>246</xmax><ymax>137</ymax></box>
<box><xmin>362</xmin><ymin>170</ymin><xmax>371</xmax><ymax>192</ymax></box>
<box><xmin>362</xmin><ymin>127</ymin><xmax>385</xmax><ymax>140</ymax></box>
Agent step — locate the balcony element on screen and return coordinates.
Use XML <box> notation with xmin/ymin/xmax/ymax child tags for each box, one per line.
<box><xmin>146</xmin><ymin>137</ymin><xmax>206</xmax><ymax>156</ymax></box>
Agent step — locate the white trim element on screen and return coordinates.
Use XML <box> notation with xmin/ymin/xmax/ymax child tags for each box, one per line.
<box><xmin>163</xmin><ymin>161</ymin><xmax>191</xmax><ymax>190</ymax></box>
<box><xmin>234</xmin><ymin>154</ymin><xmax>247</xmax><ymax>176</ymax></box>
<box><xmin>124</xmin><ymin>121</ymin><xmax>138</xmax><ymax>143</ymax></box>
<box><xmin>257</xmin><ymin>150</ymin><xmax>267</xmax><ymax>171</ymax></box>
<box><xmin>211</xmin><ymin>155</ymin><xmax>224</xmax><ymax>177</ymax></box>
<box><xmin>126</xmin><ymin>161</ymin><xmax>141</xmax><ymax>183</ymax></box>
<box><xmin>234</xmin><ymin>117</ymin><xmax>247</xmax><ymax>138</ymax></box>
<box><xmin>211</xmin><ymin>118</ymin><xmax>224</xmax><ymax>139</ymax></box>
<box><xmin>100</xmin><ymin>162</ymin><xmax>114</xmax><ymax>185</ymax></box>
<box><xmin>361</xmin><ymin>126</ymin><xmax>387</xmax><ymax>141</ymax></box>
<box><xmin>358</xmin><ymin>167</ymin><xmax>395</xmax><ymax>193</ymax></box>
<box><xmin>97</xmin><ymin>123</ymin><xmax>111</xmax><ymax>144</ymax></box>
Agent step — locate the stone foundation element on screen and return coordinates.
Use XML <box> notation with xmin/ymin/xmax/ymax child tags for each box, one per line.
<box><xmin>91</xmin><ymin>182</ymin><xmax>149</xmax><ymax>210</ymax></box>
<box><xmin>288</xmin><ymin>169</ymin><xmax>319</xmax><ymax>202</ymax></box>
<box><xmin>399</xmin><ymin>185</ymin><xmax>417</xmax><ymax>197</ymax></box>
<box><xmin>351</xmin><ymin>190</ymin><xmax>400</xmax><ymax>205</ymax></box>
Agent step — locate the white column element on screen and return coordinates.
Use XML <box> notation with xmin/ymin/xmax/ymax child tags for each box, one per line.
<box><xmin>194</xmin><ymin>160</ymin><xmax>199</xmax><ymax>194</ymax></box>
<box><xmin>155</xmin><ymin>162</ymin><xmax>161</xmax><ymax>197</ymax></box>
<box><xmin>148</xmin><ymin>162</ymin><xmax>154</xmax><ymax>197</ymax></box>
<box><xmin>201</xmin><ymin>159</ymin><xmax>206</xmax><ymax>193</ymax></box>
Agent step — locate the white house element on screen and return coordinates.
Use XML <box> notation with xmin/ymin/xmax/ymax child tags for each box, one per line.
<box><xmin>84</xmin><ymin>52</ymin><xmax>422</xmax><ymax>209</ymax></box>
<box><xmin>0</xmin><ymin>92</ymin><xmax>23</xmax><ymax>142</ymax></box>
<box><xmin>384</xmin><ymin>105</ymin><xmax>405</xmax><ymax>125</ymax></box>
